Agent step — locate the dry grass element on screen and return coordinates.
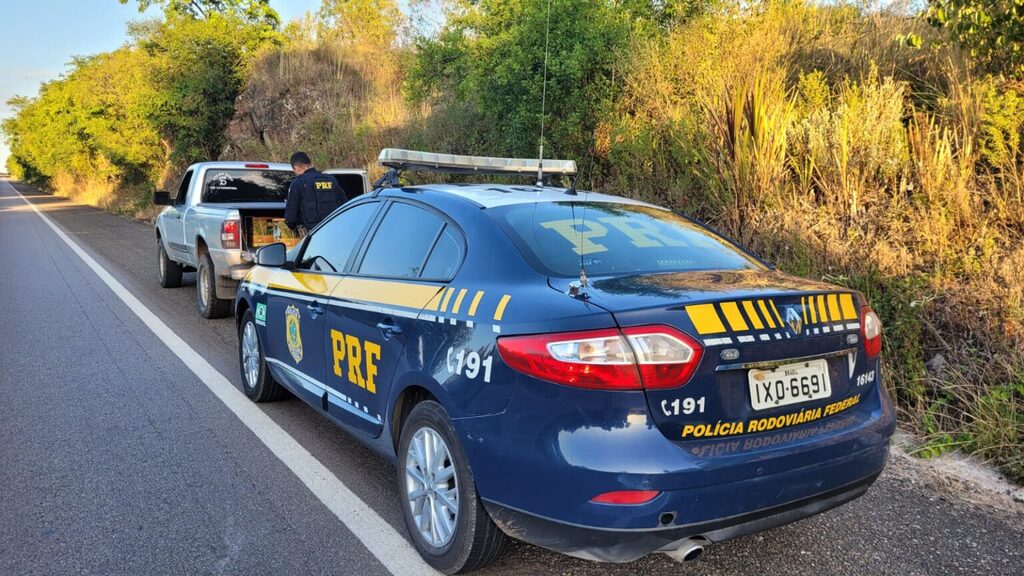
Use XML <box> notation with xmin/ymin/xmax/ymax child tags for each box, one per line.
<box><xmin>601</xmin><ymin>1</ymin><xmax>1023</xmax><ymax>480</ymax></box>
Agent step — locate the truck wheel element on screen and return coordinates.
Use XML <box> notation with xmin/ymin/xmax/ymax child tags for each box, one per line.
<box><xmin>158</xmin><ymin>240</ymin><xmax>183</xmax><ymax>288</ymax></box>
<box><xmin>398</xmin><ymin>401</ymin><xmax>508</xmax><ymax>574</ymax></box>
<box><xmin>238</xmin><ymin>310</ymin><xmax>285</xmax><ymax>402</ymax></box>
<box><xmin>196</xmin><ymin>251</ymin><xmax>231</xmax><ymax>319</ymax></box>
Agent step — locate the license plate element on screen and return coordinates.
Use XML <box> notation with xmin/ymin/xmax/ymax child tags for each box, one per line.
<box><xmin>748</xmin><ymin>359</ymin><xmax>831</xmax><ymax>411</ymax></box>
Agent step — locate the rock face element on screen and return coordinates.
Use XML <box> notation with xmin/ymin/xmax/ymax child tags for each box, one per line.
<box><xmin>221</xmin><ymin>44</ymin><xmax>383</xmax><ymax>162</ymax></box>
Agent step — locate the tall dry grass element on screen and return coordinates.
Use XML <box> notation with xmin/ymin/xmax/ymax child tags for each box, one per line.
<box><xmin>602</xmin><ymin>1</ymin><xmax>1023</xmax><ymax>479</ymax></box>
<box><xmin>222</xmin><ymin>37</ymin><xmax>420</xmax><ymax>180</ymax></box>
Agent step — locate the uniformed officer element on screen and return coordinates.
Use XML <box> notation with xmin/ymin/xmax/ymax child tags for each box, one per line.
<box><xmin>284</xmin><ymin>151</ymin><xmax>353</xmax><ymax>235</ymax></box>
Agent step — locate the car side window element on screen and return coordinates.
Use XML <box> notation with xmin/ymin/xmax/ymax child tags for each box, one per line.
<box><xmin>299</xmin><ymin>202</ymin><xmax>379</xmax><ymax>273</ymax></box>
<box><xmin>421</xmin><ymin>226</ymin><xmax>463</xmax><ymax>280</ymax></box>
<box><xmin>174</xmin><ymin>169</ymin><xmax>193</xmax><ymax>206</ymax></box>
<box><xmin>358</xmin><ymin>202</ymin><xmax>445</xmax><ymax>279</ymax></box>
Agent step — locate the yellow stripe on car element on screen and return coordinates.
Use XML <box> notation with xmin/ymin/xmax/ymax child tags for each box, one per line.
<box><xmin>719</xmin><ymin>301</ymin><xmax>749</xmax><ymax>332</ymax></box>
<box><xmin>742</xmin><ymin>300</ymin><xmax>765</xmax><ymax>330</ymax></box>
<box><xmin>758</xmin><ymin>300</ymin><xmax>776</xmax><ymax>328</ymax></box>
<box><xmin>686</xmin><ymin>303</ymin><xmax>727</xmax><ymax>334</ymax></box>
<box><xmin>493</xmin><ymin>294</ymin><xmax>512</xmax><ymax>322</ymax></box>
<box><xmin>337</xmin><ymin>277</ymin><xmax>443</xmax><ymax>310</ymax></box>
<box><xmin>439</xmin><ymin>287</ymin><xmax>456</xmax><ymax>312</ymax></box>
<box><xmin>451</xmin><ymin>288</ymin><xmax>468</xmax><ymax>314</ymax></box>
<box><xmin>839</xmin><ymin>293</ymin><xmax>858</xmax><ymax>320</ymax></box>
<box><xmin>468</xmin><ymin>290</ymin><xmax>485</xmax><ymax>316</ymax></box>
<box><xmin>769</xmin><ymin>300</ymin><xmax>784</xmax><ymax>327</ymax></box>
<box><xmin>816</xmin><ymin>294</ymin><xmax>829</xmax><ymax>322</ymax></box>
<box><xmin>827</xmin><ymin>294</ymin><xmax>842</xmax><ymax>323</ymax></box>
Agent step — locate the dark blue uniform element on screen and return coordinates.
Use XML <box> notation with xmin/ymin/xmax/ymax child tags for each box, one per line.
<box><xmin>284</xmin><ymin>168</ymin><xmax>351</xmax><ymax>232</ymax></box>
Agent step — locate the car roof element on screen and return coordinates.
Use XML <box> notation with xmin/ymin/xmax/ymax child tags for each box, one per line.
<box><xmin>399</xmin><ymin>183</ymin><xmax>665</xmax><ymax>210</ymax></box>
<box><xmin>188</xmin><ymin>161</ymin><xmax>294</xmax><ymax>172</ymax></box>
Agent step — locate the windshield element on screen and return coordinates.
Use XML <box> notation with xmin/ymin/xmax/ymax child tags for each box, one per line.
<box><xmin>201</xmin><ymin>169</ymin><xmax>292</xmax><ymax>203</ymax></box>
<box><xmin>493</xmin><ymin>202</ymin><xmax>763</xmax><ymax>277</ymax></box>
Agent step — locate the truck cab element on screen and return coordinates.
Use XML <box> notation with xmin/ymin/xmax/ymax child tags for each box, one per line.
<box><xmin>154</xmin><ymin>161</ymin><xmax>369</xmax><ymax>318</ymax></box>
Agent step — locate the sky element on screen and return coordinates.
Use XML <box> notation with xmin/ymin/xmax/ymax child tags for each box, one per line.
<box><xmin>0</xmin><ymin>0</ymin><xmax>321</xmax><ymax>170</ymax></box>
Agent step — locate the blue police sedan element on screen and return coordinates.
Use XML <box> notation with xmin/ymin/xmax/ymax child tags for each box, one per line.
<box><xmin>235</xmin><ymin>150</ymin><xmax>895</xmax><ymax>573</ymax></box>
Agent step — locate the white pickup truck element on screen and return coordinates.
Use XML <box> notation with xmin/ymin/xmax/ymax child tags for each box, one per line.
<box><xmin>154</xmin><ymin>161</ymin><xmax>369</xmax><ymax>318</ymax></box>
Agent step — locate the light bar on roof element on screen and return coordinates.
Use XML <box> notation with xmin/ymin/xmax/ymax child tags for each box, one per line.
<box><xmin>378</xmin><ymin>148</ymin><xmax>577</xmax><ymax>176</ymax></box>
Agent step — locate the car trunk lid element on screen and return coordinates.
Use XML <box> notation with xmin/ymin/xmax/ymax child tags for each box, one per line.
<box><xmin>548</xmin><ymin>269</ymin><xmax>867</xmax><ymax>442</ymax></box>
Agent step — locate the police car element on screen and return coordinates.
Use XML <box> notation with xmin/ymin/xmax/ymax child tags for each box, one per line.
<box><xmin>234</xmin><ymin>149</ymin><xmax>895</xmax><ymax>573</ymax></box>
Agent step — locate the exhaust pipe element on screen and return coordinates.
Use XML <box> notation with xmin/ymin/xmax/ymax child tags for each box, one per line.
<box><xmin>664</xmin><ymin>537</ymin><xmax>707</xmax><ymax>563</ymax></box>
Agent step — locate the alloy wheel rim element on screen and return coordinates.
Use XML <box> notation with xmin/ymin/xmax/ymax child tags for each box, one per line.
<box><xmin>241</xmin><ymin>321</ymin><xmax>260</xmax><ymax>388</ymax></box>
<box><xmin>199</xmin><ymin>267</ymin><xmax>209</xmax><ymax>306</ymax></box>
<box><xmin>405</xmin><ymin>426</ymin><xmax>459</xmax><ymax>549</ymax></box>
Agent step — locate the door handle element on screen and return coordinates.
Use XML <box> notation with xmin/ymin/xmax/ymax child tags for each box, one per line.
<box><xmin>307</xmin><ymin>301</ymin><xmax>324</xmax><ymax>316</ymax></box>
<box><xmin>376</xmin><ymin>321</ymin><xmax>402</xmax><ymax>339</ymax></box>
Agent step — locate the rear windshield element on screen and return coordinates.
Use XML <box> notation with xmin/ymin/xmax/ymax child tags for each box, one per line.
<box><xmin>201</xmin><ymin>169</ymin><xmax>292</xmax><ymax>203</ymax></box>
<box><xmin>493</xmin><ymin>202</ymin><xmax>763</xmax><ymax>277</ymax></box>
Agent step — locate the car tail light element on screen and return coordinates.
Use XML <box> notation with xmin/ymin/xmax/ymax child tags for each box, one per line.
<box><xmin>861</xmin><ymin>306</ymin><xmax>882</xmax><ymax>358</ymax></box>
<box><xmin>497</xmin><ymin>329</ymin><xmax>642</xmax><ymax>390</ymax></box>
<box><xmin>244</xmin><ymin>163</ymin><xmax>270</xmax><ymax>169</ymax></box>
<box><xmin>591</xmin><ymin>490</ymin><xmax>661</xmax><ymax>505</ymax></box>
<box><xmin>621</xmin><ymin>326</ymin><xmax>703</xmax><ymax>390</ymax></box>
<box><xmin>497</xmin><ymin>326</ymin><xmax>703</xmax><ymax>390</ymax></box>
<box><xmin>221</xmin><ymin>219</ymin><xmax>240</xmax><ymax>249</ymax></box>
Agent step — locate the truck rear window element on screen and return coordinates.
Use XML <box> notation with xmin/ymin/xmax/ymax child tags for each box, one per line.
<box><xmin>493</xmin><ymin>202</ymin><xmax>763</xmax><ymax>277</ymax></box>
<box><xmin>201</xmin><ymin>169</ymin><xmax>292</xmax><ymax>203</ymax></box>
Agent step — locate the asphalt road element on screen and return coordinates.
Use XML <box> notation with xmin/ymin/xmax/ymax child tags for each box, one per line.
<box><xmin>1</xmin><ymin>178</ymin><xmax>1022</xmax><ymax>576</ymax></box>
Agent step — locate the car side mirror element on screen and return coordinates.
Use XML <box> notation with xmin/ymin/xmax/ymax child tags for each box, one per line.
<box><xmin>255</xmin><ymin>242</ymin><xmax>288</xmax><ymax>268</ymax></box>
<box><xmin>153</xmin><ymin>190</ymin><xmax>172</xmax><ymax>205</ymax></box>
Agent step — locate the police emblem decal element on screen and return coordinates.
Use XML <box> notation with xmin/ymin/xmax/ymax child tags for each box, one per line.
<box><xmin>784</xmin><ymin>305</ymin><xmax>803</xmax><ymax>334</ymax></box>
<box><xmin>285</xmin><ymin>304</ymin><xmax>303</xmax><ymax>363</ymax></box>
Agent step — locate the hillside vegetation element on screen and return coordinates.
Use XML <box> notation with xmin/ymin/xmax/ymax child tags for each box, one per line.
<box><xmin>4</xmin><ymin>0</ymin><xmax>1023</xmax><ymax>481</ymax></box>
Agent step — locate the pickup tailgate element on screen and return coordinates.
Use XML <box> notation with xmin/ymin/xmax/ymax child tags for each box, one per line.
<box><xmin>236</xmin><ymin>205</ymin><xmax>296</xmax><ymax>251</ymax></box>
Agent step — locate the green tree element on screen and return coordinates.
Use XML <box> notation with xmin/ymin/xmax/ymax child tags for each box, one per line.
<box><xmin>3</xmin><ymin>4</ymin><xmax>280</xmax><ymax>191</ymax></box>
<box><xmin>119</xmin><ymin>0</ymin><xmax>280</xmax><ymax>34</ymax></box>
<box><xmin>2</xmin><ymin>49</ymin><xmax>164</xmax><ymax>185</ymax></box>
<box><xmin>135</xmin><ymin>12</ymin><xmax>272</xmax><ymax>163</ymax></box>
<box><xmin>317</xmin><ymin>0</ymin><xmax>405</xmax><ymax>46</ymax></box>
<box><xmin>408</xmin><ymin>0</ymin><xmax>658</xmax><ymax>160</ymax></box>
<box><xmin>928</xmin><ymin>0</ymin><xmax>1024</xmax><ymax>77</ymax></box>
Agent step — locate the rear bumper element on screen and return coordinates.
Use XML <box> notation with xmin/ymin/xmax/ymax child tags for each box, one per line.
<box><xmin>457</xmin><ymin>375</ymin><xmax>895</xmax><ymax>563</ymax></box>
<box><xmin>484</xmin><ymin>469</ymin><xmax>881</xmax><ymax>563</ymax></box>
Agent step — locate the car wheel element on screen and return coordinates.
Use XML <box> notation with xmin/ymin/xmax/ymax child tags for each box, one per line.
<box><xmin>238</xmin><ymin>310</ymin><xmax>284</xmax><ymax>402</ymax></box>
<box><xmin>398</xmin><ymin>400</ymin><xmax>508</xmax><ymax>574</ymax></box>
<box><xmin>158</xmin><ymin>240</ymin><xmax>183</xmax><ymax>288</ymax></box>
<box><xmin>196</xmin><ymin>250</ymin><xmax>231</xmax><ymax>319</ymax></box>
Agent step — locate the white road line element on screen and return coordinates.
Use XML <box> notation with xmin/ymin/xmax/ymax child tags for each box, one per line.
<box><xmin>5</xmin><ymin>181</ymin><xmax>439</xmax><ymax>576</ymax></box>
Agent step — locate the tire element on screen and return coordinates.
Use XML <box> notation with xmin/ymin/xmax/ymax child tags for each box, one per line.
<box><xmin>196</xmin><ymin>250</ymin><xmax>231</xmax><ymax>319</ymax></box>
<box><xmin>157</xmin><ymin>239</ymin><xmax>183</xmax><ymax>288</ymax></box>
<box><xmin>398</xmin><ymin>401</ymin><xmax>508</xmax><ymax>574</ymax></box>
<box><xmin>238</xmin><ymin>310</ymin><xmax>285</xmax><ymax>402</ymax></box>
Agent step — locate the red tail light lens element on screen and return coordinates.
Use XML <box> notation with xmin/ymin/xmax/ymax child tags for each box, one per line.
<box><xmin>497</xmin><ymin>329</ymin><xmax>642</xmax><ymax>390</ymax></box>
<box><xmin>497</xmin><ymin>326</ymin><xmax>703</xmax><ymax>390</ymax></box>
<box><xmin>591</xmin><ymin>490</ymin><xmax>661</xmax><ymax>505</ymax></box>
<box><xmin>621</xmin><ymin>326</ymin><xmax>703</xmax><ymax>390</ymax></box>
<box><xmin>221</xmin><ymin>219</ymin><xmax>240</xmax><ymax>249</ymax></box>
<box><xmin>244</xmin><ymin>163</ymin><xmax>270</xmax><ymax>169</ymax></box>
<box><xmin>861</xmin><ymin>306</ymin><xmax>882</xmax><ymax>358</ymax></box>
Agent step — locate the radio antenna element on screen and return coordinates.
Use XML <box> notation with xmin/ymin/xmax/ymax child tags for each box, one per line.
<box><xmin>536</xmin><ymin>0</ymin><xmax>552</xmax><ymax>187</ymax></box>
